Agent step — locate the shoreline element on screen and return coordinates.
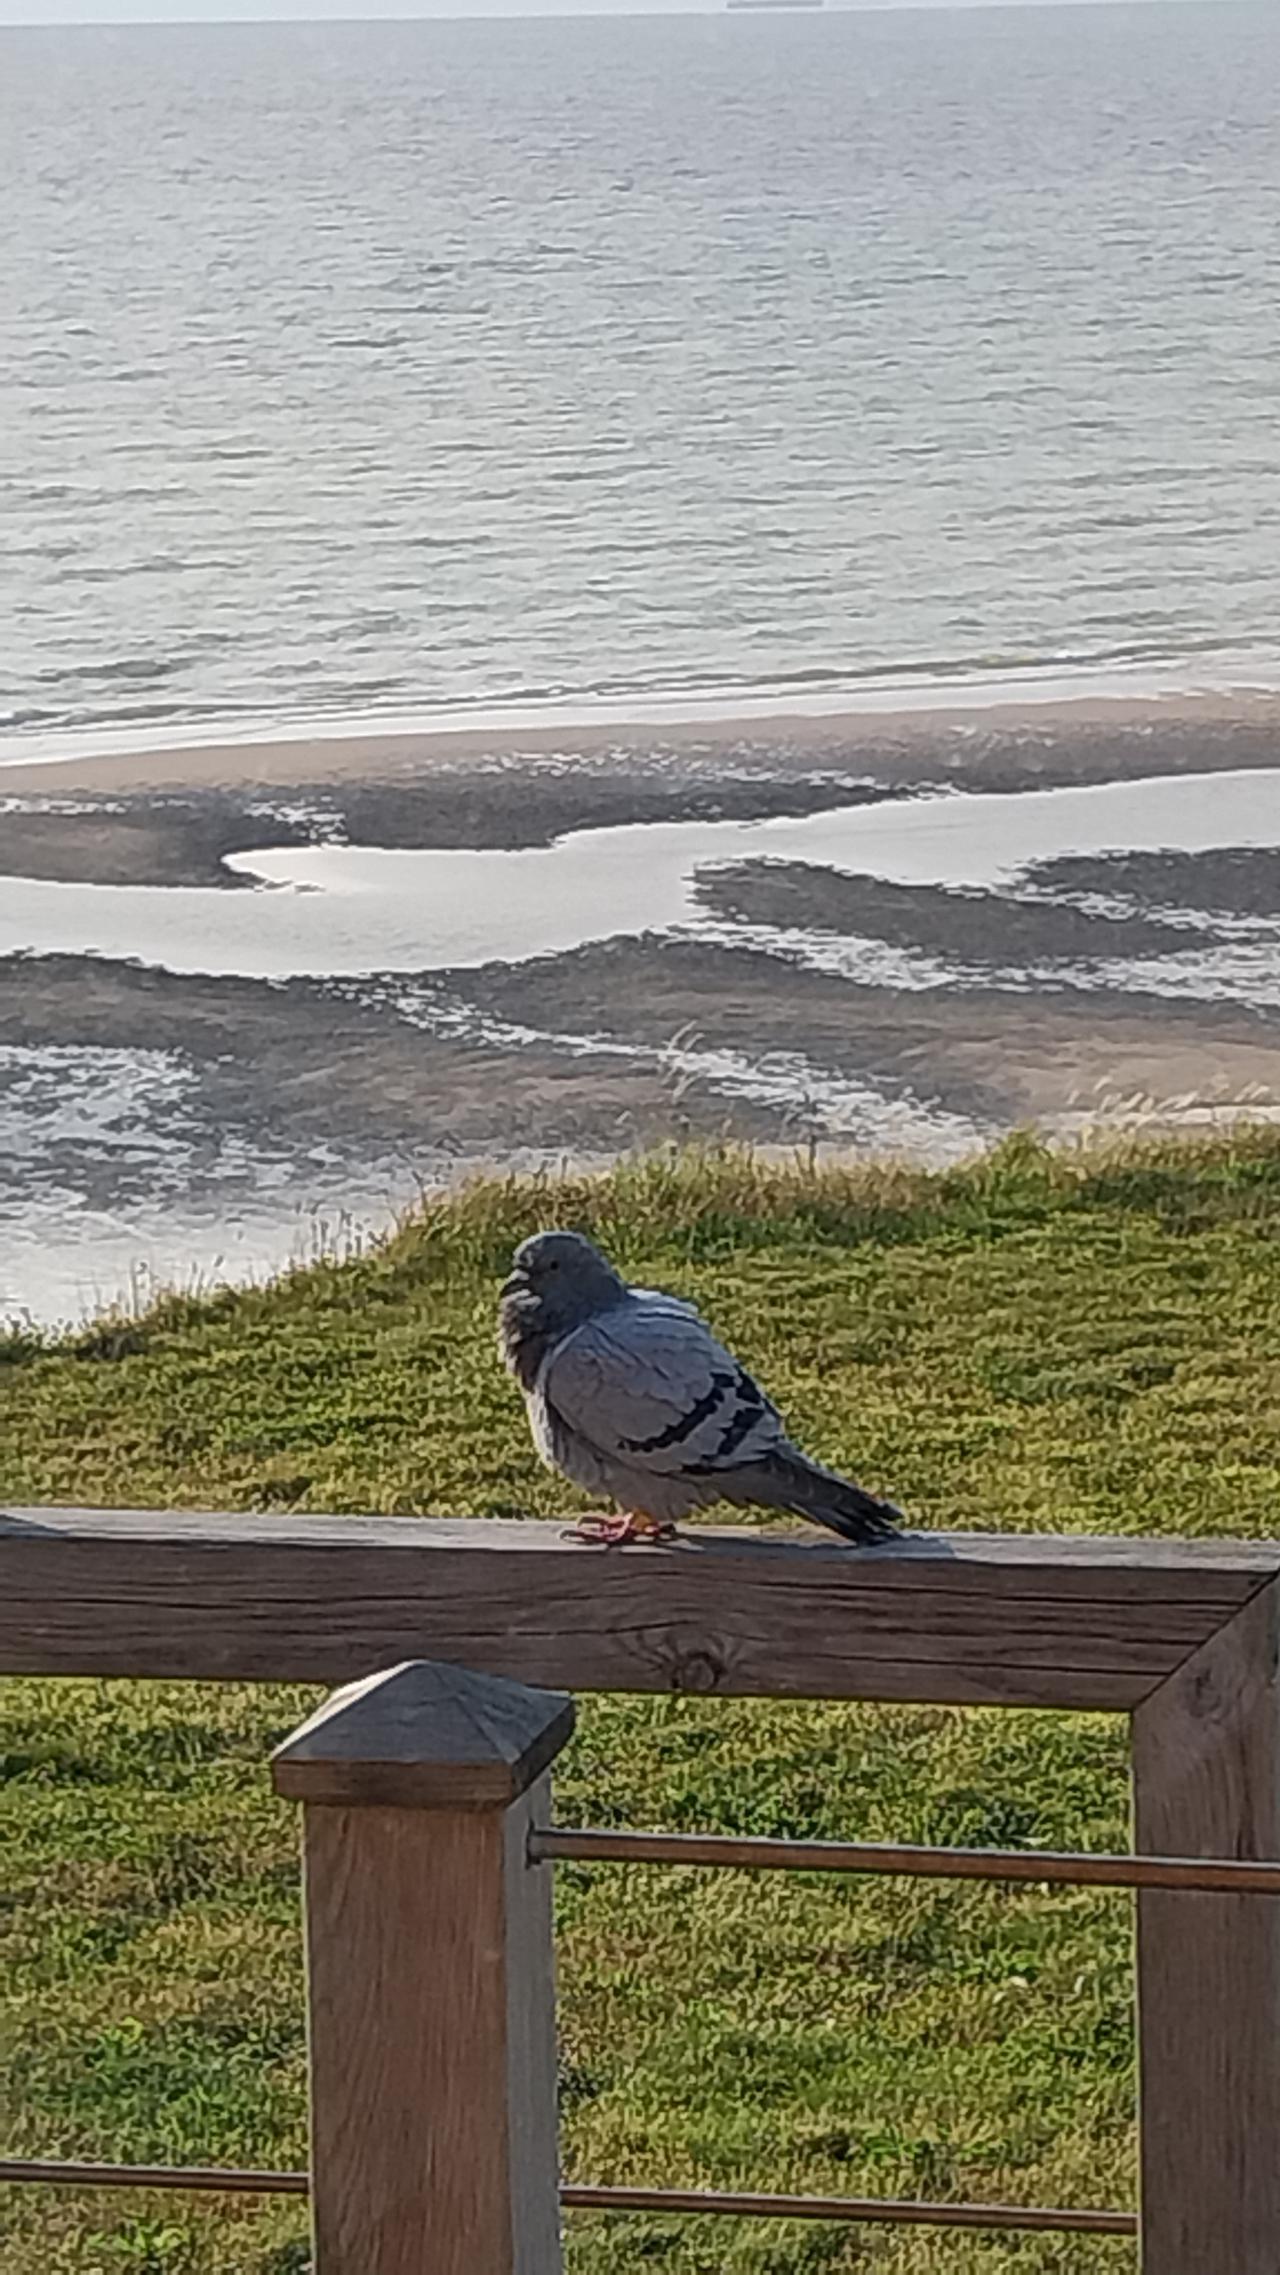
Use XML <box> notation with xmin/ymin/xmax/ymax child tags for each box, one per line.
<box><xmin>4</xmin><ymin>688</ymin><xmax>1277</xmax><ymax>1329</ymax></box>
<box><xmin>6</xmin><ymin>940</ymin><xmax>1279</xmax><ymax>1329</ymax></box>
<box><xmin>0</xmin><ymin>696</ymin><xmax>1278</xmax><ymax>907</ymax></box>
<box><xmin>2</xmin><ymin>685</ymin><xmax>1280</xmax><ymax>801</ymax></box>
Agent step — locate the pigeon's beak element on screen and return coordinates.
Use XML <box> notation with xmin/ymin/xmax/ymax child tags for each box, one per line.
<box><xmin>500</xmin><ymin>1271</ymin><xmax>528</xmax><ymax>1299</ymax></box>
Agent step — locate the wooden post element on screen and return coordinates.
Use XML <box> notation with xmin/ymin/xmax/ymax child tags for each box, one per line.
<box><xmin>1131</xmin><ymin>1577</ymin><xmax>1280</xmax><ymax>2273</ymax></box>
<box><xmin>271</xmin><ymin>1658</ymin><xmax>575</xmax><ymax>2275</ymax></box>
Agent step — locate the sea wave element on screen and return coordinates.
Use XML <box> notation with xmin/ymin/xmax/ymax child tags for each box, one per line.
<box><xmin>3</xmin><ymin>648</ymin><xmax>1280</xmax><ymax>772</ymax></box>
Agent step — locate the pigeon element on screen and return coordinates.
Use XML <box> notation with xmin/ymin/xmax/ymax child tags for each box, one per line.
<box><xmin>498</xmin><ymin>1228</ymin><xmax>903</xmax><ymax>1547</ymax></box>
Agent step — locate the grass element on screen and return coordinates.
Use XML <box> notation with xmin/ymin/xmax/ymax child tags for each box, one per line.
<box><xmin>4</xmin><ymin>1128</ymin><xmax>1280</xmax><ymax>2274</ymax></box>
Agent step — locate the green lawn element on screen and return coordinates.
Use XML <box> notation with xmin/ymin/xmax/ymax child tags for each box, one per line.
<box><xmin>4</xmin><ymin>1132</ymin><xmax>1280</xmax><ymax>2274</ymax></box>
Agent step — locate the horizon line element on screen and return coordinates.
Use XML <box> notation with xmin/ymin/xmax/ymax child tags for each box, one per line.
<box><xmin>0</xmin><ymin>0</ymin><xmax>1220</xmax><ymax>25</ymax></box>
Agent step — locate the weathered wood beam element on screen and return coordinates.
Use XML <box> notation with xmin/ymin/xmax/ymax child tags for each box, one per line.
<box><xmin>1132</xmin><ymin>1575</ymin><xmax>1280</xmax><ymax>2272</ymax></box>
<box><xmin>4</xmin><ymin>1507</ymin><xmax>1275</xmax><ymax>1708</ymax></box>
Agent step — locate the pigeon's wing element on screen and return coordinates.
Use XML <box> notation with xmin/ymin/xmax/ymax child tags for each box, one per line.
<box><xmin>541</xmin><ymin>1295</ymin><xmax>785</xmax><ymax>1477</ymax></box>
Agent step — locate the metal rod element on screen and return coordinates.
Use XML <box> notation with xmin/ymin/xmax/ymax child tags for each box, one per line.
<box><xmin>0</xmin><ymin>2160</ymin><xmax>308</xmax><ymax>2196</ymax></box>
<box><xmin>533</xmin><ymin>1825</ymin><xmax>1280</xmax><ymax>1895</ymax></box>
<box><xmin>562</xmin><ymin>2185</ymin><xmax>1137</xmax><ymax>2235</ymax></box>
<box><xmin>0</xmin><ymin>2162</ymin><xmax>1134</xmax><ymax>2235</ymax></box>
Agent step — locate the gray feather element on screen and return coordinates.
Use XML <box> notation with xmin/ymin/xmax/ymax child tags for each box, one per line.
<box><xmin>716</xmin><ymin>1449</ymin><xmax>902</xmax><ymax>1545</ymax></box>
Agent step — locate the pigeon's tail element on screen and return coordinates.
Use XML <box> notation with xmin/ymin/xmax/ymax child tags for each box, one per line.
<box><xmin>720</xmin><ymin>1447</ymin><xmax>902</xmax><ymax>1546</ymax></box>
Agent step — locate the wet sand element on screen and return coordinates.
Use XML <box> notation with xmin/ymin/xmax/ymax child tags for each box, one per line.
<box><xmin>6</xmin><ymin>925</ymin><xmax>1278</xmax><ymax>1177</ymax></box>
<box><xmin>454</xmin><ymin>933</ymin><xmax>1280</xmax><ymax>1123</ymax></box>
<box><xmin>694</xmin><ymin>862</ymin><xmax>1209</xmax><ymax>961</ymax></box>
<box><xmin>1030</xmin><ymin>846</ymin><xmax>1280</xmax><ymax>920</ymax></box>
<box><xmin>4</xmin><ymin>685</ymin><xmax>1280</xmax><ymax>794</ymax></box>
<box><xmin>3</xmin><ymin>693</ymin><xmax>1280</xmax><ymax>889</ymax></box>
<box><xmin>0</xmin><ymin>952</ymin><xmax>788</xmax><ymax>1184</ymax></box>
<box><xmin>3</xmin><ymin>693</ymin><xmax>1279</xmax><ymax>1321</ymax></box>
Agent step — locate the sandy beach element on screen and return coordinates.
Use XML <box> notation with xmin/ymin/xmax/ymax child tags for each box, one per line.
<box><xmin>3</xmin><ymin>690</ymin><xmax>1280</xmax><ymax>890</ymax></box>
<box><xmin>5</xmin><ymin>686</ymin><xmax>1280</xmax><ymax>792</ymax></box>
<box><xmin>3</xmin><ymin>689</ymin><xmax>1279</xmax><ymax>1323</ymax></box>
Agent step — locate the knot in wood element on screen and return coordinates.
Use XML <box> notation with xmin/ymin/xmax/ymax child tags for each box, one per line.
<box><xmin>668</xmin><ymin>1647</ymin><xmax>725</xmax><ymax>1695</ymax></box>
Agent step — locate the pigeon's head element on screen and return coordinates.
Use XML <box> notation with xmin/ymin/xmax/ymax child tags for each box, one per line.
<box><xmin>500</xmin><ymin>1229</ymin><xmax>628</xmax><ymax>1336</ymax></box>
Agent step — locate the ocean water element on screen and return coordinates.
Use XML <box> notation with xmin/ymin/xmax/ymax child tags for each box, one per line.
<box><xmin>2</xmin><ymin>2</ymin><xmax>1279</xmax><ymax>748</ymax></box>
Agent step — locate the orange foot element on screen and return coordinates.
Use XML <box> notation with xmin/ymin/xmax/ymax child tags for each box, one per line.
<box><xmin>564</xmin><ymin>1511</ymin><xmax>679</xmax><ymax>1547</ymax></box>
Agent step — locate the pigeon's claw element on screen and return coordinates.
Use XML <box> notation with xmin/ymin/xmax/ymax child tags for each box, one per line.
<box><xmin>564</xmin><ymin>1511</ymin><xmax>678</xmax><ymax>1547</ymax></box>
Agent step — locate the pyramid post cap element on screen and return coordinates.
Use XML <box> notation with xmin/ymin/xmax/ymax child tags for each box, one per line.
<box><xmin>270</xmin><ymin>1658</ymin><xmax>575</xmax><ymax>1809</ymax></box>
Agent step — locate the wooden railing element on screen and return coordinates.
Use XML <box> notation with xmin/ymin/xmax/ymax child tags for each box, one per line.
<box><xmin>4</xmin><ymin>1506</ymin><xmax>1280</xmax><ymax>2271</ymax></box>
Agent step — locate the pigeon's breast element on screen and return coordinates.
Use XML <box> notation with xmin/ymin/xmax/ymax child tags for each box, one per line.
<box><xmin>498</xmin><ymin>1295</ymin><xmax>559</xmax><ymax>1394</ymax></box>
